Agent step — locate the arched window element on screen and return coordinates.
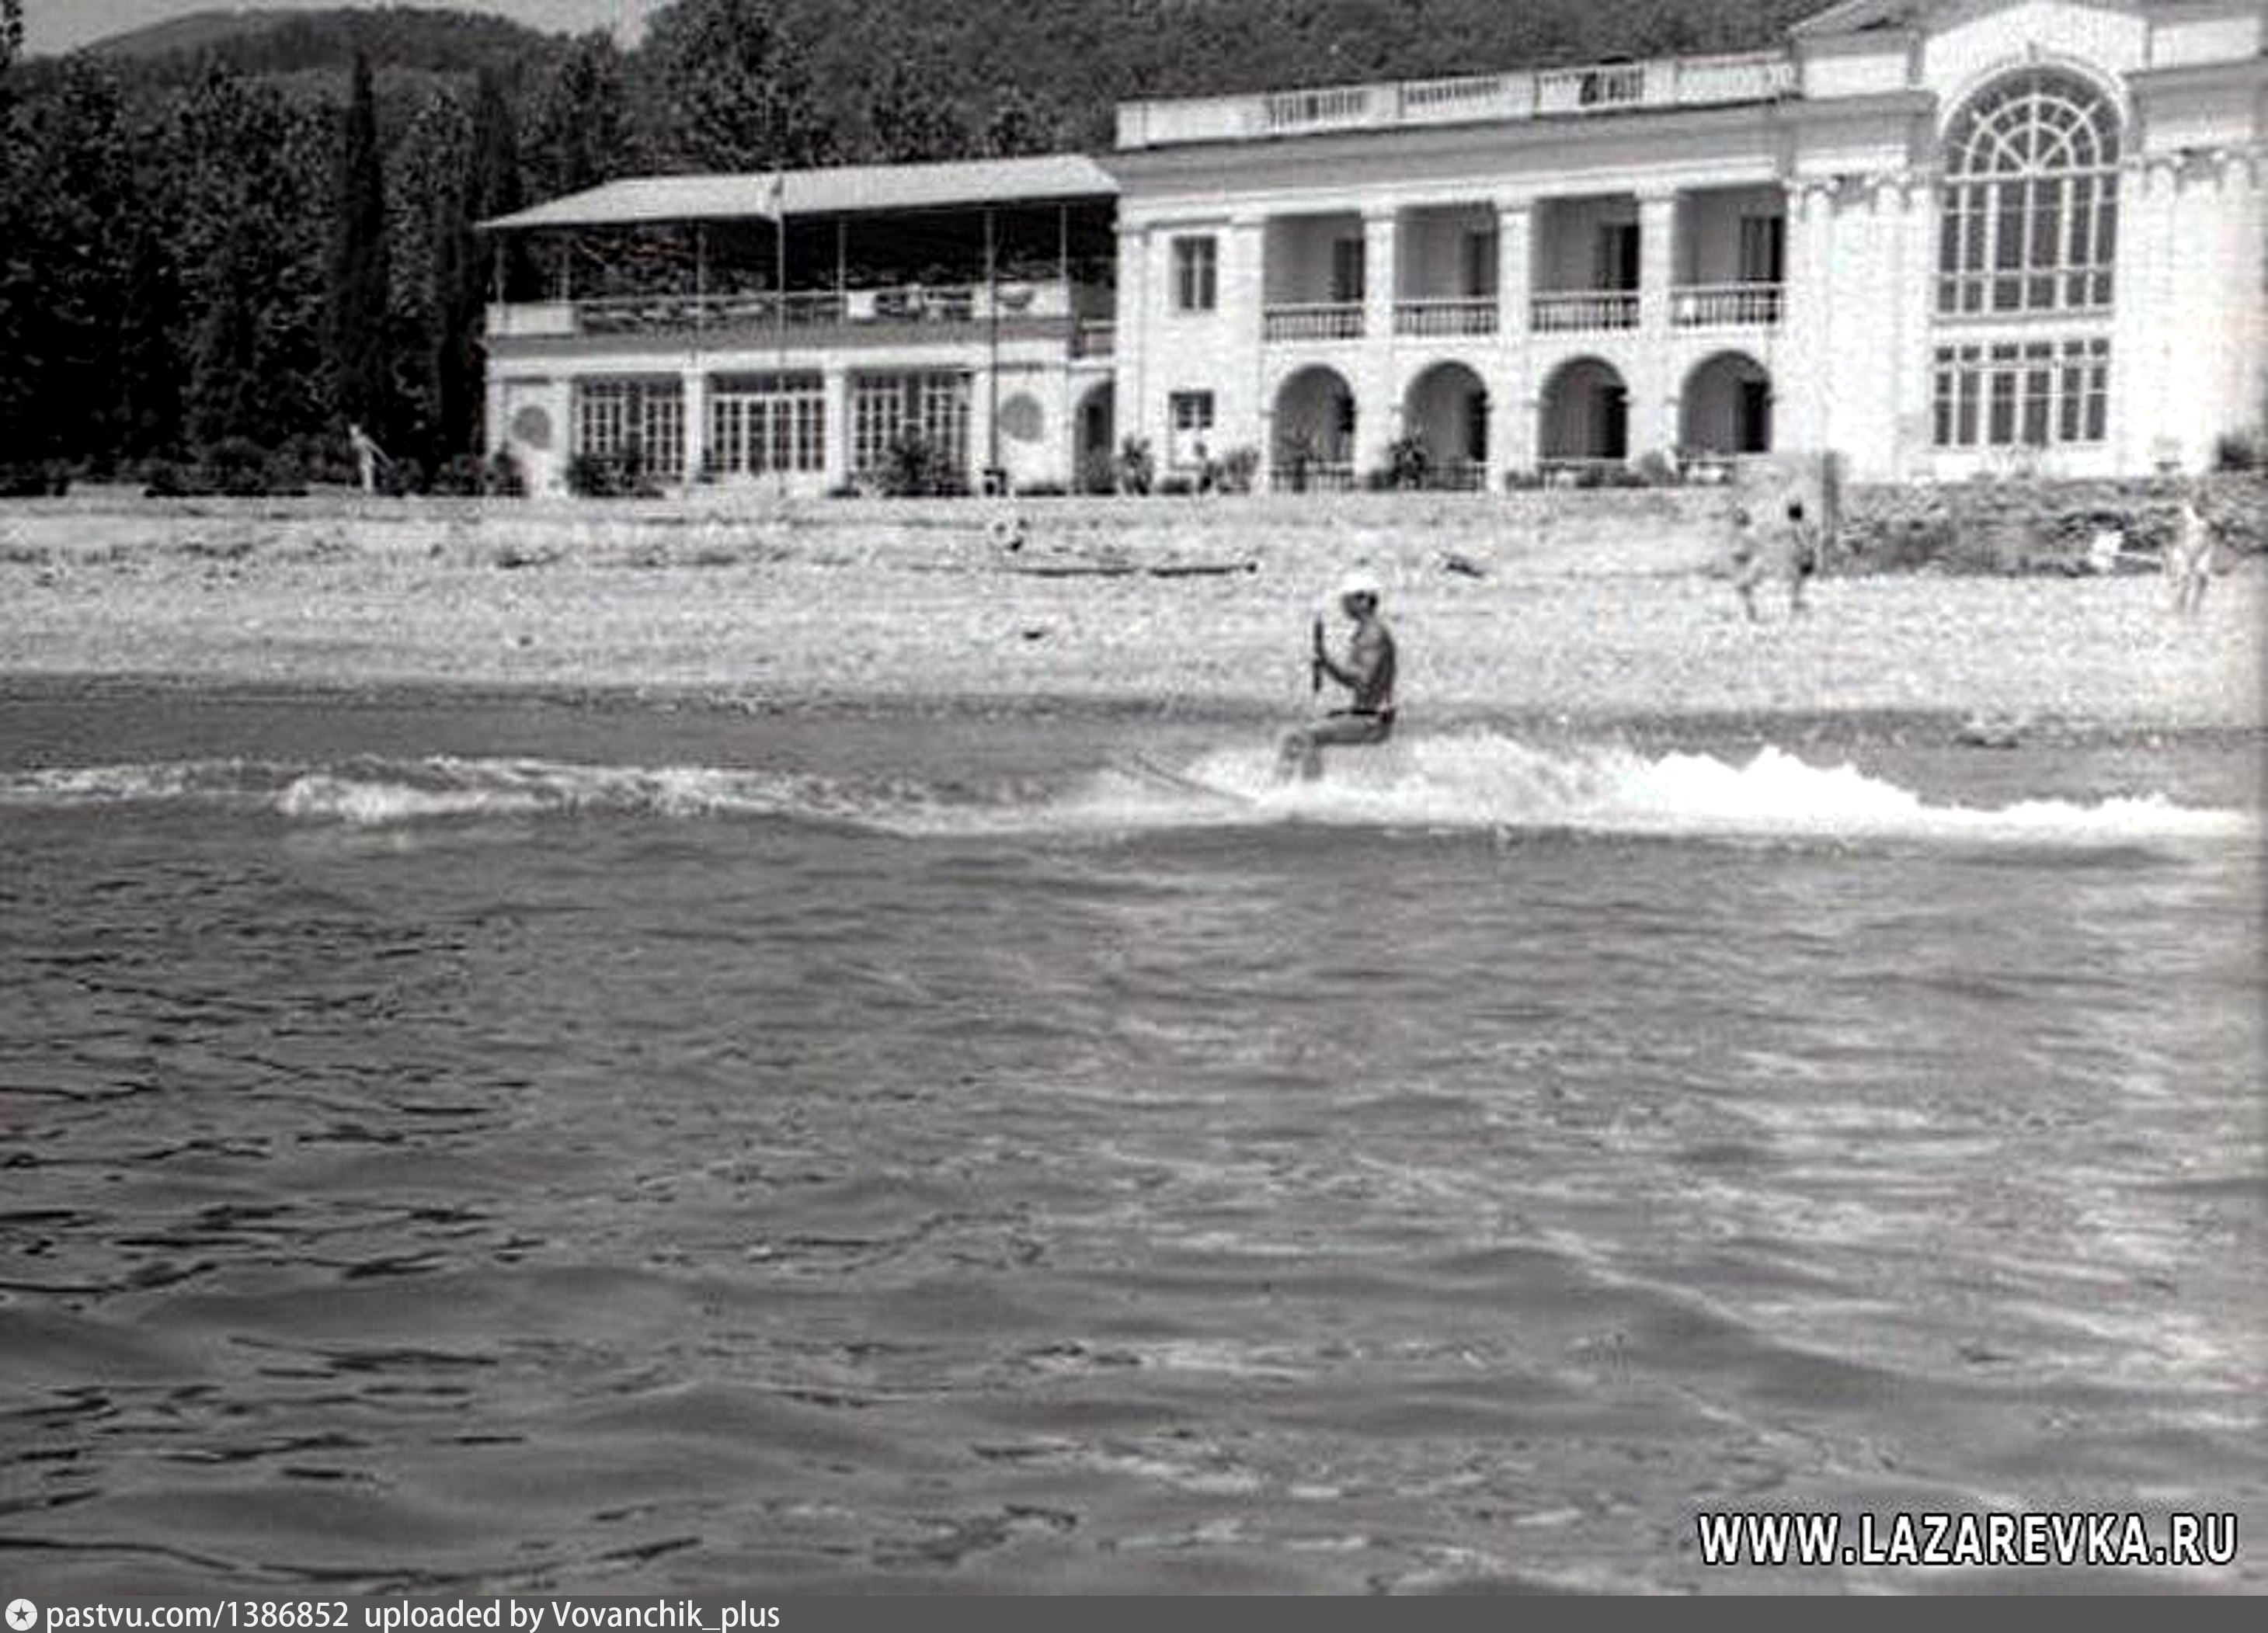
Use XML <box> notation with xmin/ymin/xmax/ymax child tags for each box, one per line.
<box><xmin>1939</xmin><ymin>71</ymin><xmax>2119</xmax><ymax>317</ymax></box>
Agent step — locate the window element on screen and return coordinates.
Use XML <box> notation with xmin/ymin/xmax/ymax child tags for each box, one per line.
<box><xmin>1172</xmin><ymin>236</ymin><xmax>1218</xmax><ymax>311</ymax></box>
<box><xmin>1462</xmin><ymin>231</ymin><xmax>1498</xmax><ymax>297</ymax></box>
<box><xmin>1168</xmin><ymin>390</ymin><xmax>1215</xmax><ymax>468</ymax></box>
<box><xmin>1932</xmin><ymin>338</ymin><xmax>2108</xmax><ymax>449</ymax></box>
<box><xmin>1939</xmin><ymin>70</ymin><xmax>2119</xmax><ymax>317</ymax></box>
<box><xmin>1595</xmin><ymin>222</ymin><xmax>1640</xmax><ymax>291</ymax></box>
<box><xmin>576</xmin><ymin>378</ymin><xmax>684</xmax><ymax>480</ymax></box>
<box><xmin>850</xmin><ymin>370</ymin><xmax>972</xmax><ymax>479</ymax></box>
<box><xmin>1738</xmin><ymin>214</ymin><xmax>1785</xmax><ymax>284</ymax></box>
<box><xmin>708</xmin><ymin>373</ymin><xmax>825</xmax><ymax>477</ymax></box>
<box><xmin>1331</xmin><ymin>238</ymin><xmax>1365</xmax><ymax>304</ymax></box>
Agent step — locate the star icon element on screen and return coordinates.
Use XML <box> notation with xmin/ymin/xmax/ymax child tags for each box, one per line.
<box><xmin>6</xmin><ymin>1600</ymin><xmax>38</xmax><ymax>1633</ymax></box>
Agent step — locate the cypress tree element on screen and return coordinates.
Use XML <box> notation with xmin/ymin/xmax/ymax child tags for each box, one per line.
<box><xmin>326</xmin><ymin>51</ymin><xmax>391</xmax><ymax>440</ymax></box>
<box><xmin>190</xmin><ymin>222</ymin><xmax>266</xmax><ymax>449</ymax></box>
<box><xmin>431</xmin><ymin>168</ymin><xmax>482</xmax><ymax>467</ymax></box>
<box><xmin>117</xmin><ymin>218</ymin><xmax>186</xmax><ymax>460</ymax></box>
<box><xmin>470</xmin><ymin>67</ymin><xmax>534</xmax><ymax>300</ymax></box>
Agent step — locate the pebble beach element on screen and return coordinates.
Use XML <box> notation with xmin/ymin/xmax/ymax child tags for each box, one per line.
<box><xmin>0</xmin><ymin>490</ymin><xmax>2260</xmax><ymax>732</ymax></box>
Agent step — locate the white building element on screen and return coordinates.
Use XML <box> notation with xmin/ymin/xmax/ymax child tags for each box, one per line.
<box><xmin>483</xmin><ymin>0</ymin><xmax>2266</xmax><ymax>494</ymax></box>
<box><xmin>481</xmin><ymin>158</ymin><xmax>1121</xmax><ymax>498</ymax></box>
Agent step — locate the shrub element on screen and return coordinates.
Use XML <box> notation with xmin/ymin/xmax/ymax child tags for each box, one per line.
<box><xmin>882</xmin><ymin>428</ymin><xmax>961</xmax><ymax>497</ymax></box>
<box><xmin>1115</xmin><ymin>436</ymin><xmax>1154</xmax><ymax>496</ymax></box>
<box><xmin>1015</xmin><ymin>481</ymin><xmax>1069</xmax><ymax>498</ymax></box>
<box><xmin>1158</xmin><ymin>474</ymin><xmax>1194</xmax><ymax>497</ymax></box>
<box><xmin>566</xmin><ymin>452</ymin><xmax>619</xmax><ymax>497</ymax></box>
<box><xmin>2214</xmin><ymin>429</ymin><xmax>2262</xmax><ymax>474</ymax></box>
<box><xmin>0</xmin><ymin>462</ymin><xmax>67</xmax><ymax>497</ymax></box>
<box><xmin>201</xmin><ymin>437</ymin><xmax>272</xmax><ymax>496</ymax></box>
<box><xmin>428</xmin><ymin>454</ymin><xmax>487</xmax><ymax>496</ymax></box>
<box><xmin>1633</xmin><ymin>448</ymin><xmax>1680</xmax><ymax>487</ymax></box>
<box><xmin>1218</xmin><ymin>445</ymin><xmax>1261</xmax><ymax>495</ymax></box>
<box><xmin>1386</xmin><ymin>434</ymin><xmax>1430</xmax><ymax>490</ymax></box>
<box><xmin>484</xmin><ymin>449</ymin><xmax>527</xmax><ymax>497</ymax></box>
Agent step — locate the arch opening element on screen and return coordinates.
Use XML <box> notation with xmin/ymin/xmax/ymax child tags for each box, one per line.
<box><xmin>1539</xmin><ymin>356</ymin><xmax>1629</xmax><ymax>468</ymax></box>
<box><xmin>1272</xmin><ymin>366</ymin><xmax>1356</xmax><ymax>492</ymax></box>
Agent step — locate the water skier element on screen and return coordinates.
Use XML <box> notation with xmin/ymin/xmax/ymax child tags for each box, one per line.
<box><xmin>1276</xmin><ymin>568</ymin><xmax>1397</xmax><ymax>781</ymax></box>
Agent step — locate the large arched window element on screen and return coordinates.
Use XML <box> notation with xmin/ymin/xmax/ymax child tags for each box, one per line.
<box><xmin>1939</xmin><ymin>70</ymin><xmax>2120</xmax><ymax>317</ymax></box>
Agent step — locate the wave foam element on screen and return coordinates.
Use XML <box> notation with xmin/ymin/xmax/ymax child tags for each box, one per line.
<box><xmin>1091</xmin><ymin>735</ymin><xmax>2253</xmax><ymax>848</ymax></box>
<box><xmin>0</xmin><ymin>738</ymin><xmax>2250</xmax><ymax>850</ymax></box>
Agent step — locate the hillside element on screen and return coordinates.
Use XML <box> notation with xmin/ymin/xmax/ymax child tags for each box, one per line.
<box><xmin>83</xmin><ymin>5</ymin><xmax>562</xmax><ymax>82</ymax></box>
<box><xmin>69</xmin><ymin>2</ymin><xmax>1826</xmax><ymax>108</ymax></box>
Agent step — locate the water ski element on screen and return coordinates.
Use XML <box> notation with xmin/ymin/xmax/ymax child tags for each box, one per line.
<box><xmin>1112</xmin><ymin>752</ymin><xmax>1252</xmax><ymax>805</ymax></box>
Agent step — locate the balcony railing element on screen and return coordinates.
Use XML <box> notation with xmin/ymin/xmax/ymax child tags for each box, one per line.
<box><xmin>1118</xmin><ymin>49</ymin><xmax>1794</xmax><ymax>148</ymax></box>
<box><xmin>1394</xmin><ymin>297</ymin><xmax>1498</xmax><ymax>337</ymax></box>
<box><xmin>577</xmin><ymin>290</ymin><xmax>844</xmax><ymax>334</ymax></box>
<box><xmin>499</xmin><ymin>280</ymin><xmax>1097</xmax><ymax>342</ymax></box>
<box><xmin>1671</xmin><ymin>283</ymin><xmax>1784</xmax><ymax>327</ymax></box>
<box><xmin>1536</xmin><ymin>63</ymin><xmax>1647</xmax><ymax>114</ymax></box>
<box><xmin>1263</xmin><ymin>85</ymin><xmax>1372</xmax><ymax>134</ymax></box>
<box><xmin>1264</xmin><ymin>302</ymin><xmax>1365</xmax><ymax>342</ymax></box>
<box><xmin>1073</xmin><ymin>320</ymin><xmax>1115</xmax><ymax>359</ymax></box>
<box><xmin>1531</xmin><ymin>290</ymin><xmax>1640</xmax><ymax>332</ymax></box>
<box><xmin>1271</xmin><ymin>461</ymin><xmax>1357</xmax><ymax>493</ymax></box>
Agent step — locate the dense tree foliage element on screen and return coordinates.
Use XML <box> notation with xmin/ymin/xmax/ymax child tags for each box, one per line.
<box><xmin>327</xmin><ymin>53</ymin><xmax>392</xmax><ymax>437</ymax></box>
<box><xmin>0</xmin><ymin>0</ymin><xmax>1809</xmax><ymax>488</ymax></box>
<box><xmin>642</xmin><ymin>0</ymin><xmax>835</xmax><ymax>172</ymax></box>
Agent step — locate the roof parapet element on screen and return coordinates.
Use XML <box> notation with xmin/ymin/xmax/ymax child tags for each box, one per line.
<box><xmin>1115</xmin><ymin>50</ymin><xmax>1797</xmax><ymax>150</ymax></box>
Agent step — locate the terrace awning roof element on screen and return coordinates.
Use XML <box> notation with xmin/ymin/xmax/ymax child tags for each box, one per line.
<box><xmin>479</xmin><ymin>153</ymin><xmax>1118</xmax><ymax>233</ymax></box>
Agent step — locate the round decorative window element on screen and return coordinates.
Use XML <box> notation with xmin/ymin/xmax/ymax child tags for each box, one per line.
<box><xmin>510</xmin><ymin>404</ymin><xmax>555</xmax><ymax>450</ymax></box>
<box><xmin>998</xmin><ymin>393</ymin><xmax>1045</xmax><ymax>445</ymax></box>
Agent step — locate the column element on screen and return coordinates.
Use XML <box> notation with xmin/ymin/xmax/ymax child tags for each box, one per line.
<box><xmin>2189</xmin><ymin>151</ymin><xmax>2252</xmax><ymax>469</ymax></box>
<box><xmin>2137</xmin><ymin>158</ymin><xmax>2183</xmax><ymax>471</ymax></box>
<box><xmin>2232</xmin><ymin>153</ymin><xmax>2268</xmax><ymax>457</ymax></box>
<box><xmin>1776</xmin><ymin>179</ymin><xmax>1835</xmax><ymax>454</ymax></box>
<box><xmin>1854</xmin><ymin>175</ymin><xmax>1903</xmax><ymax>480</ymax></box>
<box><xmin>1636</xmin><ymin>189</ymin><xmax>1679</xmax><ymax>459</ymax></box>
<box><xmin>482</xmin><ymin>370</ymin><xmax>508</xmax><ymax>463</ymax></box>
<box><xmin>1114</xmin><ymin>224</ymin><xmax>1150</xmax><ymax>461</ymax></box>
<box><xmin>1493</xmin><ymin>199</ymin><xmax>1535</xmax><ymax>481</ymax></box>
<box><xmin>823</xmin><ymin>364</ymin><xmax>853</xmax><ymax>490</ymax></box>
<box><xmin>1227</xmin><ymin>213</ymin><xmax>1268</xmax><ymax>469</ymax></box>
<box><xmin>1358</xmin><ymin>207</ymin><xmax>1400</xmax><ymax>476</ymax></box>
<box><xmin>1891</xmin><ymin>174</ymin><xmax>1938</xmax><ymax>481</ymax></box>
<box><xmin>680</xmin><ymin>367</ymin><xmax>709</xmax><ymax>486</ymax></box>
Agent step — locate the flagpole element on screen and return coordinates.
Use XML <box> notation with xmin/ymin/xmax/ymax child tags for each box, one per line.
<box><xmin>773</xmin><ymin>171</ymin><xmax>788</xmax><ymax>499</ymax></box>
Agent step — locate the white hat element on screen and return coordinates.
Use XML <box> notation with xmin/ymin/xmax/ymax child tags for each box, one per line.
<box><xmin>1335</xmin><ymin>568</ymin><xmax>1383</xmax><ymax>603</ymax></box>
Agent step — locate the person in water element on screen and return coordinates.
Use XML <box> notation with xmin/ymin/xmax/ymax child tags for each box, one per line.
<box><xmin>1277</xmin><ymin>568</ymin><xmax>1397</xmax><ymax>781</ymax></box>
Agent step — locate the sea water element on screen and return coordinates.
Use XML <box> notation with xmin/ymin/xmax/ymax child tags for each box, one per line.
<box><xmin>2</xmin><ymin>684</ymin><xmax>2261</xmax><ymax>1593</ymax></box>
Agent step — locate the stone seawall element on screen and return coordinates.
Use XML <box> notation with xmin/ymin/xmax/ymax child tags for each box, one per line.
<box><xmin>1837</xmin><ymin>473</ymin><xmax>2267</xmax><ymax>575</ymax></box>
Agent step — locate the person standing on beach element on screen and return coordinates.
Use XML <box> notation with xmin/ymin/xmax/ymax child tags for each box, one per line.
<box><xmin>1277</xmin><ymin>569</ymin><xmax>1397</xmax><ymax>781</ymax></box>
<box><xmin>349</xmin><ymin>422</ymin><xmax>388</xmax><ymax>495</ymax></box>
<box><xmin>1727</xmin><ymin>499</ymin><xmax>1818</xmax><ymax>621</ymax></box>
<box><xmin>2168</xmin><ymin>484</ymin><xmax>2217</xmax><ymax>613</ymax></box>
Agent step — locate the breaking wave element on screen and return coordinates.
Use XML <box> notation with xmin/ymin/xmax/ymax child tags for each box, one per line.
<box><xmin>1111</xmin><ymin>735</ymin><xmax>2257</xmax><ymax>847</ymax></box>
<box><xmin>0</xmin><ymin>736</ymin><xmax>2251</xmax><ymax>850</ymax></box>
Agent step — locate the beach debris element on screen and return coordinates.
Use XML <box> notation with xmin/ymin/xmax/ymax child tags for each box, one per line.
<box><xmin>1440</xmin><ymin>551</ymin><xmax>1487</xmax><ymax>578</ymax></box>
<box><xmin>1955</xmin><ymin>711</ymin><xmax>2026</xmax><ymax>749</ymax></box>
<box><xmin>1147</xmin><ymin>561</ymin><xmax>1258</xmax><ymax>578</ymax></box>
<box><xmin>2085</xmin><ymin>527</ymin><xmax>2123</xmax><ymax>575</ymax></box>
